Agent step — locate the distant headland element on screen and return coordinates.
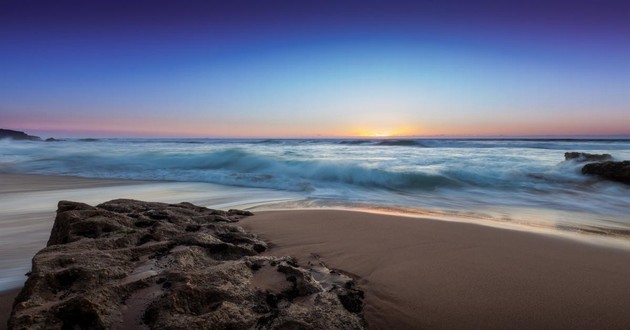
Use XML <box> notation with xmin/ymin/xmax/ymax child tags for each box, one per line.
<box><xmin>0</xmin><ymin>129</ymin><xmax>41</xmax><ymax>141</ymax></box>
<box><xmin>0</xmin><ymin>129</ymin><xmax>63</xmax><ymax>142</ymax></box>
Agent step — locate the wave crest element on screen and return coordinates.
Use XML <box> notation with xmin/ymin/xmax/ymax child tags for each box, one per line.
<box><xmin>7</xmin><ymin>148</ymin><xmax>459</xmax><ymax>192</ymax></box>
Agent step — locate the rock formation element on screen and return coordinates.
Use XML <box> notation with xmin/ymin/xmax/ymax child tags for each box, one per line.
<box><xmin>0</xmin><ymin>129</ymin><xmax>41</xmax><ymax>141</ymax></box>
<box><xmin>8</xmin><ymin>200</ymin><xmax>365</xmax><ymax>330</ymax></box>
<box><xmin>564</xmin><ymin>152</ymin><xmax>612</xmax><ymax>162</ymax></box>
<box><xmin>582</xmin><ymin>161</ymin><xmax>630</xmax><ymax>185</ymax></box>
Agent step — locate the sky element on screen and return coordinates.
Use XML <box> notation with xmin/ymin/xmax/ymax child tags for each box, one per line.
<box><xmin>1</xmin><ymin>0</ymin><xmax>629</xmax><ymax>138</ymax></box>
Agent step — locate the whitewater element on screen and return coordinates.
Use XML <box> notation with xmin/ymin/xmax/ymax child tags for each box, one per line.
<box><xmin>2</xmin><ymin>138</ymin><xmax>630</xmax><ymax>237</ymax></box>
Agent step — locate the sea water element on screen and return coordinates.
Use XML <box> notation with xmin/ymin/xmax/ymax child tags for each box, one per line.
<box><xmin>2</xmin><ymin>137</ymin><xmax>630</xmax><ymax>291</ymax></box>
<box><xmin>2</xmin><ymin>138</ymin><xmax>630</xmax><ymax>236</ymax></box>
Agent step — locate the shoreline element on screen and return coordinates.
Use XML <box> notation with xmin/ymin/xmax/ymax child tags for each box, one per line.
<box><xmin>3</xmin><ymin>172</ymin><xmax>630</xmax><ymax>244</ymax></box>
<box><xmin>2</xmin><ymin>173</ymin><xmax>630</xmax><ymax>328</ymax></box>
<box><xmin>254</xmin><ymin>204</ymin><xmax>630</xmax><ymax>249</ymax></box>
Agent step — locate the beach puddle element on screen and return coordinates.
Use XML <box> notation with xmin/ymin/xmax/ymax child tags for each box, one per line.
<box><xmin>250</xmin><ymin>265</ymin><xmax>292</xmax><ymax>293</ymax></box>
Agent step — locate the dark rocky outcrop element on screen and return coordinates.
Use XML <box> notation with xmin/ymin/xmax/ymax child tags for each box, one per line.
<box><xmin>8</xmin><ymin>199</ymin><xmax>365</xmax><ymax>330</ymax></box>
<box><xmin>45</xmin><ymin>138</ymin><xmax>63</xmax><ymax>142</ymax></box>
<box><xmin>564</xmin><ymin>152</ymin><xmax>612</xmax><ymax>162</ymax></box>
<box><xmin>582</xmin><ymin>161</ymin><xmax>630</xmax><ymax>185</ymax></box>
<box><xmin>0</xmin><ymin>129</ymin><xmax>41</xmax><ymax>141</ymax></box>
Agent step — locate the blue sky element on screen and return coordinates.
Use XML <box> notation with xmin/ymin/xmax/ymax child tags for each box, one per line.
<box><xmin>1</xmin><ymin>0</ymin><xmax>629</xmax><ymax>137</ymax></box>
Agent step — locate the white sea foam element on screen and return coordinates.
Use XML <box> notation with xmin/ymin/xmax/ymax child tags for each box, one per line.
<box><xmin>1</xmin><ymin>138</ymin><xmax>629</xmax><ymax>231</ymax></box>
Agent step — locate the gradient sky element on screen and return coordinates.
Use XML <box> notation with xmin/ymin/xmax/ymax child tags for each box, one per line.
<box><xmin>1</xmin><ymin>0</ymin><xmax>629</xmax><ymax>138</ymax></box>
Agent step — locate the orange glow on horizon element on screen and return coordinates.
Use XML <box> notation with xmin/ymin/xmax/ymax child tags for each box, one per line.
<box><xmin>350</xmin><ymin>124</ymin><xmax>420</xmax><ymax>138</ymax></box>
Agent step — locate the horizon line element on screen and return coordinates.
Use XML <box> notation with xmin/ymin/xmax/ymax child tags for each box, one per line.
<box><xmin>5</xmin><ymin>127</ymin><xmax>630</xmax><ymax>140</ymax></box>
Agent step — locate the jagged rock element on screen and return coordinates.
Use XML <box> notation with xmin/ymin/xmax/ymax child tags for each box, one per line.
<box><xmin>8</xmin><ymin>199</ymin><xmax>365</xmax><ymax>330</ymax></box>
<box><xmin>564</xmin><ymin>152</ymin><xmax>612</xmax><ymax>162</ymax></box>
<box><xmin>0</xmin><ymin>129</ymin><xmax>41</xmax><ymax>141</ymax></box>
<box><xmin>45</xmin><ymin>138</ymin><xmax>63</xmax><ymax>142</ymax></box>
<box><xmin>582</xmin><ymin>161</ymin><xmax>630</xmax><ymax>185</ymax></box>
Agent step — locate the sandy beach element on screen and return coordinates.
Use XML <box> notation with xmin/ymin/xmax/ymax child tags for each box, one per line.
<box><xmin>242</xmin><ymin>210</ymin><xmax>630</xmax><ymax>329</ymax></box>
<box><xmin>2</xmin><ymin>174</ymin><xmax>630</xmax><ymax>329</ymax></box>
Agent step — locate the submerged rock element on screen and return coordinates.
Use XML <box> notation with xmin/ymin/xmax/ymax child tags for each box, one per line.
<box><xmin>0</xmin><ymin>129</ymin><xmax>41</xmax><ymax>141</ymax></box>
<box><xmin>564</xmin><ymin>152</ymin><xmax>612</xmax><ymax>162</ymax></box>
<box><xmin>582</xmin><ymin>161</ymin><xmax>630</xmax><ymax>185</ymax></box>
<box><xmin>8</xmin><ymin>199</ymin><xmax>365</xmax><ymax>330</ymax></box>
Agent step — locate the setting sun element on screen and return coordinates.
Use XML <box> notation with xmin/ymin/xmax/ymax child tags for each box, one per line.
<box><xmin>371</xmin><ymin>132</ymin><xmax>391</xmax><ymax>137</ymax></box>
<box><xmin>354</xmin><ymin>129</ymin><xmax>392</xmax><ymax>137</ymax></box>
<box><xmin>352</xmin><ymin>126</ymin><xmax>416</xmax><ymax>138</ymax></box>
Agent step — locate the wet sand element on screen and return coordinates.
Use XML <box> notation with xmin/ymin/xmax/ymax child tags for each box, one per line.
<box><xmin>0</xmin><ymin>173</ymin><xmax>139</xmax><ymax>194</ymax></box>
<box><xmin>0</xmin><ymin>289</ymin><xmax>19</xmax><ymax>330</ymax></box>
<box><xmin>241</xmin><ymin>210</ymin><xmax>630</xmax><ymax>329</ymax></box>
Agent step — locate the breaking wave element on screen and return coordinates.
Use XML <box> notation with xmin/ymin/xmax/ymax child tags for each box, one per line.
<box><xmin>2</xmin><ymin>147</ymin><xmax>459</xmax><ymax>192</ymax></box>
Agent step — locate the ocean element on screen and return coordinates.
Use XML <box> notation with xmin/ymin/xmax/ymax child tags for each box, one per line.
<box><xmin>2</xmin><ymin>138</ymin><xmax>630</xmax><ymax>236</ymax></box>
